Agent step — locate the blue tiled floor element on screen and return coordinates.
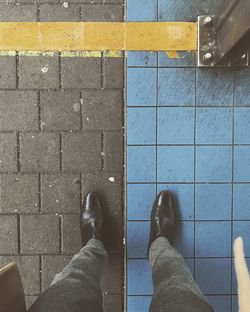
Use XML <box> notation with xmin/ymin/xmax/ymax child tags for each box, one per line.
<box><xmin>126</xmin><ymin>1</ymin><xmax>250</xmax><ymax>311</ymax></box>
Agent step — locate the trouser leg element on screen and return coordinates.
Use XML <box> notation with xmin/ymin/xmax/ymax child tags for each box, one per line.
<box><xmin>149</xmin><ymin>237</ymin><xmax>214</xmax><ymax>312</ymax></box>
<box><xmin>28</xmin><ymin>239</ymin><xmax>108</xmax><ymax>312</ymax></box>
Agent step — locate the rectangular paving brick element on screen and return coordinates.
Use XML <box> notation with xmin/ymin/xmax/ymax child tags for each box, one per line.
<box><xmin>20</xmin><ymin>215</ymin><xmax>60</xmax><ymax>254</ymax></box>
<box><xmin>82</xmin><ymin>90</ymin><xmax>123</xmax><ymax>130</ymax></box>
<box><xmin>18</xmin><ymin>56</ymin><xmax>59</xmax><ymax>89</ymax></box>
<box><xmin>0</xmin><ymin>255</ymin><xmax>40</xmax><ymax>295</ymax></box>
<box><xmin>0</xmin><ymin>56</ymin><xmax>16</xmax><ymax>89</ymax></box>
<box><xmin>81</xmin><ymin>4</ymin><xmax>123</xmax><ymax>21</ymax></box>
<box><xmin>103</xmin><ymin>58</ymin><xmax>124</xmax><ymax>89</ymax></box>
<box><xmin>101</xmin><ymin>255</ymin><xmax>123</xmax><ymax>293</ymax></box>
<box><xmin>0</xmin><ymin>91</ymin><xmax>38</xmax><ymax>131</ymax></box>
<box><xmin>103</xmin><ymin>131</ymin><xmax>123</xmax><ymax>172</ymax></box>
<box><xmin>41</xmin><ymin>174</ymin><xmax>80</xmax><ymax>213</ymax></box>
<box><xmin>61</xmin><ymin>57</ymin><xmax>101</xmax><ymax>89</ymax></box>
<box><xmin>26</xmin><ymin>296</ymin><xmax>38</xmax><ymax>310</ymax></box>
<box><xmin>82</xmin><ymin>172</ymin><xmax>123</xmax><ymax>213</ymax></box>
<box><xmin>62</xmin><ymin>133</ymin><xmax>102</xmax><ymax>172</ymax></box>
<box><xmin>104</xmin><ymin>294</ymin><xmax>122</xmax><ymax>312</ymax></box>
<box><xmin>0</xmin><ymin>133</ymin><xmax>17</xmax><ymax>172</ymax></box>
<box><xmin>40</xmin><ymin>90</ymin><xmax>81</xmax><ymax>131</ymax></box>
<box><xmin>0</xmin><ymin>4</ymin><xmax>37</xmax><ymax>21</ymax></box>
<box><xmin>20</xmin><ymin>133</ymin><xmax>60</xmax><ymax>172</ymax></box>
<box><xmin>0</xmin><ymin>215</ymin><xmax>18</xmax><ymax>254</ymax></box>
<box><xmin>105</xmin><ymin>213</ymin><xmax>123</xmax><ymax>254</ymax></box>
<box><xmin>41</xmin><ymin>255</ymin><xmax>72</xmax><ymax>291</ymax></box>
<box><xmin>39</xmin><ymin>4</ymin><xmax>80</xmax><ymax>21</ymax></box>
<box><xmin>0</xmin><ymin>174</ymin><xmax>39</xmax><ymax>213</ymax></box>
<box><xmin>61</xmin><ymin>214</ymin><xmax>81</xmax><ymax>254</ymax></box>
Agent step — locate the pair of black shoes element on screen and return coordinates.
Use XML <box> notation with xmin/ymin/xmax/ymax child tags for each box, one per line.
<box><xmin>80</xmin><ymin>191</ymin><xmax>176</xmax><ymax>250</ymax></box>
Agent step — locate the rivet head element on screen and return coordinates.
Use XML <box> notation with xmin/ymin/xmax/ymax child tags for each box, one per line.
<box><xmin>203</xmin><ymin>52</ymin><xmax>213</xmax><ymax>62</ymax></box>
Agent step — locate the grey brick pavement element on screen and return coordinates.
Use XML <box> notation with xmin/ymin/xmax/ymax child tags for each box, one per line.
<box><xmin>0</xmin><ymin>2</ymin><xmax>124</xmax><ymax>311</ymax></box>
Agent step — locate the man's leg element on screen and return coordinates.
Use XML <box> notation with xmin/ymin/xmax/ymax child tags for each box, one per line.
<box><xmin>148</xmin><ymin>191</ymin><xmax>214</xmax><ymax>312</ymax></box>
<box><xmin>28</xmin><ymin>193</ymin><xmax>107</xmax><ymax>312</ymax></box>
<box><xmin>29</xmin><ymin>239</ymin><xmax>107</xmax><ymax>312</ymax></box>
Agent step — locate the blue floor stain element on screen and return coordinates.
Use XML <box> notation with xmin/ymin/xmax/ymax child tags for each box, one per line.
<box><xmin>126</xmin><ymin>1</ymin><xmax>250</xmax><ymax>311</ymax></box>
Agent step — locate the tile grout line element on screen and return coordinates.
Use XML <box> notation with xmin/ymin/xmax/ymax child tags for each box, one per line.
<box><xmin>193</xmin><ymin>65</ymin><xmax>197</xmax><ymax>279</ymax></box>
<box><xmin>231</xmin><ymin>70</ymin><xmax>236</xmax><ymax>309</ymax></box>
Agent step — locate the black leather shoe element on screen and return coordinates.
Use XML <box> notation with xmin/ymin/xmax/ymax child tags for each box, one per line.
<box><xmin>80</xmin><ymin>192</ymin><xmax>104</xmax><ymax>247</ymax></box>
<box><xmin>148</xmin><ymin>191</ymin><xmax>176</xmax><ymax>256</ymax></box>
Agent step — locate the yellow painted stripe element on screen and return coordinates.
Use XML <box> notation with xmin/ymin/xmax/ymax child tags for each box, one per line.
<box><xmin>0</xmin><ymin>22</ymin><xmax>197</xmax><ymax>51</ymax></box>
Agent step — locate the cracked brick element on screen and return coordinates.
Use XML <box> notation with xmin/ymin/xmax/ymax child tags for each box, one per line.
<box><xmin>103</xmin><ymin>58</ymin><xmax>124</xmax><ymax>89</ymax></box>
<box><xmin>40</xmin><ymin>90</ymin><xmax>81</xmax><ymax>131</ymax></box>
<box><xmin>0</xmin><ymin>56</ymin><xmax>16</xmax><ymax>89</ymax></box>
<box><xmin>0</xmin><ymin>174</ymin><xmax>39</xmax><ymax>213</ymax></box>
<box><xmin>39</xmin><ymin>4</ymin><xmax>80</xmax><ymax>21</ymax></box>
<box><xmin>61</xmin><ymin>214</ymin><xmax>81</xmax><ymax>254</ymax></box>
<box><xmin>82</xmin><ymin>90</ymin><xmax>123</xmax><ymax>130</ymax></box>
<box><xmin>0</xmin><ymin>91</ymin><xmax>38</xmax><ymax>131</ymax></box>
<box><xmin>20</xmin><ymin>133</ymin><xmax>60</xmax><ymax>172</ymax></box>
<box><xmin>103</xmin><ymin>131</ymin><xmax>123</xmax><ymax>172</ymax></box>
<box><xmin>0</xmin><ymin>133</ymin><xmax>17</xmax><ymax>172</ymax></box>
<box><xmin>62</xmin><ymin>132</ymin><xmax>102</xmax><ymax>172</ymax></box>
<box><xmin>0</xmin><ymin>255</ymin><xmax>40</xmax><ymax>295</ymax></box>
<box><xmin>20</xmin><ymin>215</ymin><xmax>60</xmax><ymax>254</ymax></box>
<box><xmin>0</xmin><ymin>215</ymin><xmax>18</xmax><ymax>254</ymax></box>
<box><xmin>19</xmin><ymin>56</ymin><xmax>59</xmax><ymax>89</ymax></box>
<box><xmin>61</xmin><ymin>57</ymin><xmax>101</xmax><ymax>89</ymax></box>
<box><xmin>81</xmin><ymin>4</ymin><xmax>123</xmax><ymax>21</ymax></box>
<box><xmin>41</xmin><ymin>174</ymin><xmax>80</xmax><ymax>213</ymax></box>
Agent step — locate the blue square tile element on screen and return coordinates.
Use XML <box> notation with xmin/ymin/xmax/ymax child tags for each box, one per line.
<box><xmin>158</xmin><ymin>68</ymin><xmax>195</xmax><ymax>106</ymax></box>
<box><xmin>195</xmin><ymin>221</ymin><xmax>231</xmax><ymax>257</ymax></box>
<box><xmin>196</xmin><ymin>69</ymin><xmax>234</xmax><ymax>106</ymax></box>
<box><xmin>158</xmin><ymin>0</ymin><xmax>196</xmax><ymax>21</ymax></box>
<box><xmin>127</xmin><ymin>0</ymin><xmax>157</xmax><ymax>21</ymax></box>
<box><xmin>195</xmin><ymin>258</ymin><xmax>231</xmax><ymax>294</ymax></box>
<box><xmin>127</xmin><ymin>184</ymin><xmax>156</xmax><ymax>221</ymax></box>
<box><xmin>158</xmin><ymin>108</ymin><xmax>195</xmax><ymax>144</ymax></box>
<box><xmin>196</xmin><ymin>108</ymin><xmax>233</xmax><ymax>144</ymax></box>
<box><xmin>234</xmin><ymin>146</ymin><xmax>250</xmax><ymax>182</ymax></box>
<box><xmin>207</xmin><ymin>296</ymin><xmax>231</xmax><ymax>312</ymax></box>
<box><xmin>128</xmin><ymin>260</ymin><xmax>153</xmax><ymax>295</ymax></box>
<box><xmin>127</xmin><ymin>52</ymin><xmax>157</xmax><ymax>67</ymax></box>
<box><xmin>232</xmin><ymin>296</ymin><xmax>238</xmax><ymax>312</ymax></box>
<box><xmin>234</xmin><ymin>108</ymin><xmax>250</xmax><ymax>144</ymax></box>
<box><xmin>195</xmin><ymin>184</ymin><xmax>232</xmax><ymax>220</ymax></box>
<box><xmin>235</xmin><ymin>68</ymin><xmax>250</xmax><ymax>106</ymax></box>
<box><xmin>127</xmin><ymin>108</ymin><xmax>156</xmax><ymax>145</ymax></box>
<box><xmin>158</xmin><ymin>52</ymin><xmax>196</xmax><ymax>67</ymax></box>
<box><xmin>174</xmin><ymin>221</ymin><xmax>194</xmax><ymax>257</ymax></box>
<box><xmin>196</xmin><ymin>146</ymin><xmax>232</xmax><ymax>182</ymax></box>
<box><xmin>157</xmin><ymin>184</ymin><xmax>194</xmax><ymax>220</ymax></box>
<box><xmin>233</xmin><ymin>221</ymin><xmax>250</xmax><ymax>257</ymax></box>
<box><xmin>157</xmin><ymin>146</ymin><xmax>194</xmax><ymax>182</ymax></box>
<box><xmin>233</xmin><ymin>184</ymin><xmax>250</xmax><ymax>220</ymax></box>
<box><xmin>127</xmin><ymin>221</ymin><xmax>150</xmax><ymax>258</ymax></box>
<box><xmin>127</xmin><ymin>68</ymin><xmax>157</xmax><ymax>106</ymax></box>
<box><xmin>127</xmin><ymin>146</ymin><xmax>156</xmax><ymax>182</ymax></box>
<box><xmin>197</xmin><ymin>0</ymin><xmax>217</xmax><ymax>14</ymax></box>
<box><xmin>128</xmin><ymin>296</ymin><xmax>152</xmax><ymax>312</ymax></box>
<box><xmin>232</xmin><ymin>257</ymin><xmax>250</xmax><ymax>294</ymax></box>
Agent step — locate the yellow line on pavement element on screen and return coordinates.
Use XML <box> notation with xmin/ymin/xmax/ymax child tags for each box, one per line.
<box><xmin>0</xmin><ymin>22</ymin><xmax>197</xmax><ymax>52</ymax></box>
